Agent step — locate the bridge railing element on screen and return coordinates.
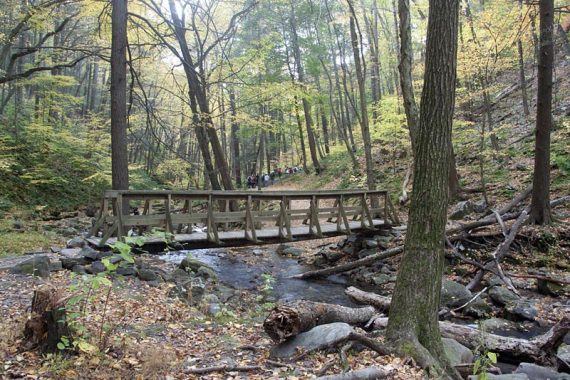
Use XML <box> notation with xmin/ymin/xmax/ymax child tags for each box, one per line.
<box><xmin>88</xmin><ymin>189</ymin><xmax>399</xmax><ymax>246</ymax></box>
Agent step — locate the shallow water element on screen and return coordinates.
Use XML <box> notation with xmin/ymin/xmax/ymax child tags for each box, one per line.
<box><xmin>159</xmin><ymin>247</ymin><xmax>356</xmax><ymax>306</ymax></box>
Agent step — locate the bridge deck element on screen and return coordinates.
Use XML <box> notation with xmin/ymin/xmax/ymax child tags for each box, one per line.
<box><xmin>86</xmin><ymin>219</ymin><xmax>388</xmax><ymax>249</ymax></box>
<box><xmin>87</xmin><ymin>189</ymin><xmax>399</xmax><ymax>249</ymax></box>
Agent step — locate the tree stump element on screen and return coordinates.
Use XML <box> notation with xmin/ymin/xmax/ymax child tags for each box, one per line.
<box><xmin>23</xmin><ymin>285</ymin><xmax>71</xmax><ymax>352</ymax></box>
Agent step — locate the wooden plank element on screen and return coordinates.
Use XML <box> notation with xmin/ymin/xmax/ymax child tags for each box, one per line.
<box><xmin>165</xmin><ymin>194</ymin><xmax>174</xmax><ymax>233</ymax></box>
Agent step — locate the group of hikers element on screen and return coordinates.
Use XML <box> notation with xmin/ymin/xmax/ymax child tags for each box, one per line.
<box><xmin>246</xmin><ymin>166</ymin><xmax>302</xmax><ymax>189</ymax></box>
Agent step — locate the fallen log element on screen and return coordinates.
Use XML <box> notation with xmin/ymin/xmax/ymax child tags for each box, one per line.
<box><xmin>316</xmin><ymin>366</ymin><xmax>393</xmax><ymax>380</ymax></box>
<box><xmin>289</xmin><ymin>246</ymin><xmax>404</xmax><ymax>280</ymax></box>
<box><xmin>372</xmin><ymin>316</ymin><xmax>570</xmax><ymax>366</ymax></box>
<box><xmin>263</xmin><ymin>301</ymin><xmax>377</xmax><ymax>343</ymax></box>
<box><xmin>345</xmin><ymin>286</ymin><xmax>391</xmax><ymax>312</ymax></box>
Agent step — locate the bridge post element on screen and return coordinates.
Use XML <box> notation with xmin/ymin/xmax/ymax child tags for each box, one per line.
<box><xmin>309</xmin><ymin>195</ymin><xmax>323</xmax><ymax>237</ymax></box>
<box><xmin>336</xmin><ymin>195</ymin><xmax>351</xmax><ymax>234</ymax></box>
<box><xmin>206</xmin><ymin>194</ymin><xmax>221</xmax><ymax>244</ymax></box>
<box><xmin>245</xmin><ymin>195</ymin><xmax>258</xmax><ymax>242</ymax></box>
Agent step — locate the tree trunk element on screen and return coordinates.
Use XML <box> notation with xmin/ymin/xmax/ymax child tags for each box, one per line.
<box><xmin>110</xmin><ymin>0</ymin><xmax>129</xmax><ymax>207</ymax></box>
<box><xmin>530</xmin><ymin>0</ymin><xmax>554</xmax><ymax>225</ymax></box>
<box><xmin>348</xmin><ymin>11</ymin><xmax>375</xmax><ymax>191</ymax></box>
<box><xmin>386</xmin><ymin>1</ymin><xmax>461</xmax><ymax>378</ymax></box>
<box><xmin>264</xmin><ymin>300</ymin><xmax>376</xmax><ymax>343</ymax></box>
<box><xmin>229</xmin><ymin>89</ymin><xmax>242</xmax><ymax>188</ymax></box>
<box><xmin>517</xmin><ymin>1</ymin><xmax>530</xmax><ymax>116</ymax></box>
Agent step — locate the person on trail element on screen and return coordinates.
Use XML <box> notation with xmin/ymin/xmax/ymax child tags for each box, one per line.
<box><xmin>264</xmin><ymin>173</ymin><xmax>270</xmax><ymax>187</ymax></box>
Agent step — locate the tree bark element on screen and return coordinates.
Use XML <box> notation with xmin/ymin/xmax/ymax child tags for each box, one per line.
<box><xmin>229</xmin><ymin>89</ymin><xmax>242</xmax><ymax>187</ymax></box>
<box><xmin>530</xmin><ymin>0</ymin><xmax>554</xmax><ymax>225</ymax></box>
<box><xmin>386</xmin><ymin>1</ymin><xmax>461</xmax><ymax>378</ymax></box>
<box><xmin>263</xmin><ymin>300</ymin><xmax>376</xmax><ymax>343</ymax></box>
<box><xmin>111</xmin><ymin>0</ymin><xmax>129</xmax><ymax>207</ymax></box>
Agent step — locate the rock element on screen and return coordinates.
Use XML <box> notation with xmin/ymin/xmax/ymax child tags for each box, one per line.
<box><xmin>537</xmin><ymin>278</ymin><xmax>566</xmax><ymax>297</ymax></box>
<box><xmin>60</xmin><ymin>248</ymin><xmax>82</xmax><ymax>258</ymax></box>
<box><xmin>442</xmin><ymin>338</ymin><xmax>474</xmax><ymax>366</ymax></box>
<box><xmin>137</xmin><ymin>268</ymin><xmax>158</xmax><ymax>282</ymax></box>
<box><xmin>441</xmin><ymin>280</ymin><xmax>472</xmax><ymax>308</ymax></box>
<box><xmin>66</xmin><ymin>236</ymin><xmax>85</xmax><ymax>248</ymax></box>
<box><xmin>281</xmin><ymin>247</ymin><xmax>304</xmax><ymax>257</ymax></box>
<box><xmin>9</xmin><ymin>256</ymin><xmax>50</xmax><ymax>278</ymax></box>
<box><xmin>370</xmin><ymin>273</ymin><xmax>391</xmax><ymax>286</ymax></box>
<box><xmin>196</xmin><ymin>266</ymin><xmax>217</xmax><ymax>281</ymax></box>
<box><xmin>489</xmin><ymin>286</ymin><xmax>520</xmax><ymax>306</ymax></box>
<box><xmin>467</xmin><ymin>374</ymin><xmax>529</xmax><ymax>380</ymax></box>
<box><xmin>558</xmin><ymin>345</ymin><xmax>570</xmax><ymax>371</ymax></box>
<box><xmin>50</xmin><ymin>246</ymin><xmax>62</xmax><ymax>253</ymax></box>
<box><xmin>80</xmin><ymin>246</ymin><xmax>99</xmax><ymax>261</ymax></box>
<box><xmin>116</xmin><ymin>265</ymin><xmax>136</xmax><ymax>276</ymax></box>
<box><xmin>86</xmin><ymin>261</ymin><xmax>106</xmax><ymax>274</ymax></box>
<box><xmin>179</xmin><ymin>257</ymin><xmax>213</xmax><ymax>273</ymax></box>
<box><xmin>364</xmin><ymin>240</ymin><xmax>378</xmax><ymax>249</ymax></box>
<box><xmin>358</xmin><ymin>249</ymin><xmax>377</xmax><ymax>259</ymax></box>
<box><xmin>450</xmin><ymin>201</ymin><xmax>474</xmax><ymax>220</ymax></box>
<box><xmin>464</xmin><ymin>298</ymin><xmax>492</xmax><ymax>318</ymax></box>
<box><xmin>190</xmin><ymin>278</ymin><xmax>206</xmax><ymax>302</ymax></box>
<box><xmin>12</xmin><ymin>220</ymin><xmax>24</xmax><ymax>230</ymax></box>
<box><xmin>479</xmin><ymin>318</ymin><xmax>518</xmax><ymax>334</ymax></box>
<box><xmin>514</xmin><ymin>362</ymin><xmax>570</xmax><ymax>380</ymax></box>
<box><xmin>505</xmin><ymin>300</ymin><xmax>538</xmax><ymax>322</ymax></box>
<box><xmin>170</xmin><ymin>268</ymin><xmax>193</xmax><ymax>284</ymax></box>
<box><xmin>49</xmin><ymin>260</ymin><xmax>63</xmax><ymax>272</ymax></box>
<box><xmin>486</xmin><ymin>275</ymin><xmax>505</xmax><ymax>287</ymax></box>
<box><xmin>96</xmin><ymin>251</ymin><xmax>113</xmax><ymax>261</ymax></box>
<box><xmin>208</xmin><ymin>303</ymin><xmax>221</xmax><ymax>316</ymax></box>
<box><xmin>270</xmin><ymin>323</ymin><xmax>354</xmax><ymax>358</ymax></box>
<box><xmin>71</xmin><ymin>264</ymin><xmax>87</xmax><ymax>274</ymax></box>
<box><xmin>473</xmin><ymin>199</ymin><xmax>488</xmax><ymax>213</ymax></box>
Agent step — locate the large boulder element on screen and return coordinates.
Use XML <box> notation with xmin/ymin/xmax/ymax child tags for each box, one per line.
<box><xmin>479</xmin><ymin>318</ymin><xmax>518</xmax><ymax>335</ymax></box>
<box><xmin>270</xmin><ymin>323</ymin><xmax>354</xmax><ymax>358</ymax></box>
<box><xmin>442</xmin><ymin>338</ymin><xmax>473</xmax><ymax>366</ymax></box>
<box><xmin>450</xmin><ymin>201</ymin><xmax>474</xmax><ymax>220</ymax></box>
<box><xmin>514</xmin><ymin>363</ymin><xmax>570</xmax><ymax>380</ymax></box>
<box><xmin>467</xmin><ymin>375</ymin><xmax>529</xmax><ymax>380</ymax></box>
<box><xmin>9</xmin><ymin>256</ymin><xmax>50</xmax><ymax>278</ymax></box>
<box><xmin>441</xmin><ymin>280</ymin><xmax>472</xmax><ymax>308</ymax></box>
<box><xmin>66</xmin><ymin>236</ymin><xmax>85</xmax><ymax>248</ymax></box>
<box><xmin>489</xmin><ymin>286</ymin><xmax>520</xmax><ymax>306</ymax></box>
<box><xmin>505</xmin><ymin>300</ymin><xmax>538</xmax><ymax>322</ymax></box>
<box><xmin>179</xmin><ymin>257</ymin><xmax>213</xmax><ymax>273</ymax></box>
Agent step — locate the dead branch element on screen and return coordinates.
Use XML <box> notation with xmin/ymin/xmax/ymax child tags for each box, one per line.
<box><xmin>185</xmin><ymin>364</ymin><xmax>261</xmax><ymax>374</ymax></box>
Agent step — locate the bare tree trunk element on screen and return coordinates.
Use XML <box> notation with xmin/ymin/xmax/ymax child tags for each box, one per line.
<box><xmin>517</xmin><ymin>1</ymin><xmax>530</xmax><ymax>116</ymax></box>
<box><xmin>386</xmin><ymin>1</ymin><xmax>461</xmax><ymax>378</ymax></box>
<box><xmin>111</xmin><ymin>0</ymin><xmax>129</xmax><ymax>207</ymax></box>
<box><xmin>530</xmin><ymin>0</ymin><xmax>554</xmax><ymax>224</ymax></box>
<box><xmin>229</xmin><ymin>89</ymin><xmax>241</xmax><ymax>188</ymax></box>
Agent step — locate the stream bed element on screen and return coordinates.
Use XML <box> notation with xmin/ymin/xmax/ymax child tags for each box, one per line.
<box><xmin>159</xmin><ymin>246</ymin><xmax>358</xmax><ymax>306</ymax></box>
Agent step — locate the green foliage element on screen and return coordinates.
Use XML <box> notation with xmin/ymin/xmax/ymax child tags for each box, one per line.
<box><xmin>472</xmin><ymin>351</ymin><xmax>498</xmax><ymax>380</ymax></box>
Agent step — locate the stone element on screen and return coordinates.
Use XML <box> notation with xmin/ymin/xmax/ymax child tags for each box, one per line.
<box><xmin>208</xmin><ymin>303</ymin><xmax>221</xmax><ymax>316</ymax></box>
<box><xmin>442</xmin><ymin>338</ymin><xmax>474</xmax><ymax>366</ymax></box>
<box><xmin>86</xmin><ymin>261</ymin><xmax>106</xmax><ymax>274</ymax></box>
<box><xmin>60</xmin><ymin>248</ymin><xmax>82</xmax><ymax>258</ymax></box>
<box><xmin>514</xmin><ymin>362</ymin><xmax>570</xmax><ymax>380</ymax></box>
<box><xmin>450</xmin><ymin>201</ymin><xmax>474</xmax><ymax>220</ymax></box>
<box><xmin>281</xmin><ymin>247</ymin><xmax>304</xmax><ymax>257</ymax></box>
<box><xmin>170</xmin><ymin>268</ymin><xmax>193</xmax><ymax>284</ymax></box>
<box><xmin>12</xmin><ymin>220</ymin><xmax>24</xmax><ymax>230</ymax></box>
<box><xmin>9</xmin><ymin>256</ymin><xmax>50</xmax><ymax>278</ymax></box>
<box><xmin>190</xmin><ymin>278</ymin><xmax>206</xmax><ymax>302</ymax></box>
<box><xmin>489</xmin><ymin>286</ymin><xmax>520</xmax><ymax>306</ymax></box>
<box><xmin>137</xmin><ymin>268</ymin><xmax>158</xmax><ymax>282</ymax></box>
<box><xmin>473</xmin><ymin>199</ymin><xmax>488</xmax><ymax>213</ymax></box>
<box><xmin>116</xmin><ymin>265</ymin><xmax>136</xmax><ymax>276</ymax></box>
<box><xmin>270</xmin><ymin>323</ymin><xmax>354</xmax><ymax>358</ymax></box>
<box><xmin>196</xmin><ymin>266</ymin><xmax>217</xmax><ymax>281</ymax></box>
<box><xmin>537</xmin><ymin>278</ymin><xmax>566</xmax><ymax>297</ymax></box>
<box><xmin>66</xmin><ymin>236</ymin><xmax>85</xmax><ymax>248</ymax></box>
<box><xmin>179</xmin><ymin>257</ymin><xmax>213</xmax><ymax>273</ymax></box>
<box><xmin>479</xmin><ymin>318</ymin><xmax>517</xmax><ymax>334</ymax></box>
<box><xmin>558</xmin><ymin>345</ymin><xmax>570</xmax><ymax>371</ymax></box>
<box><xmin>49</xmin><ymin>259</ymin><xmax>63</xmax><ymax>272</ymax></box>
<box><xmin>467</xmin><ymin>375</ymin><xmax>529</xmax><ymax>380</ymax></box>
<box><xmin>71</xmin><ymin>265</ymin><xmax>86</xmax><ymax>274</ymax></box>
<box><xmin>370</xmin><ymin>273</ymin><xmax>391</xmax><ymax>286</ymax></box>
<box><xmin>364</xmin><ymin>240</ymin><xmax>378</xmax><ymax>249</ymax></box>
<box><xmin>50</xmin><ymin>246</ymin><xmax>62</xmax><ymax>253</ymax></box>
<box><xmin>441</xmin><ymin>280</ymin><xmax>472</xmax><ymax>308</ymax></box>
<box><xmin>80</xmin><ymin>246</ymin><xmax>99</xmax><ymax>261</ymax></box>
<box><xmin>464</xmin><ymin>298</ymin><xmax>492</xmax><ymax>318</ymax></box>
<box><xmin>505</xmin><ymin>300</ymin><xmax>538</xmax><ymax>322</ymax></box>
<box><xmin>358</xmin><ymin>249</ymin><xmax>377</xmax><ymax>259</ymax></box>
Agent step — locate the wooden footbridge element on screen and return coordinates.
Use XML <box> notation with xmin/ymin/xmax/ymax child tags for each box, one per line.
<box><xmin>87</xmin><ymin>189</ymin><xmax>399</xmax><ymax>249</ymax></box>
